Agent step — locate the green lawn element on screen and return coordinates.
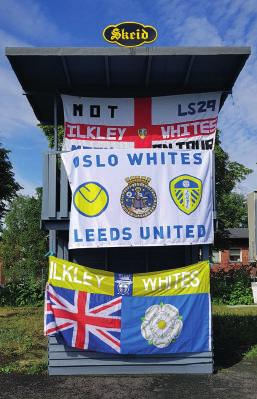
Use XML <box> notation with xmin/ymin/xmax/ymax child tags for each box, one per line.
<box><xmin>0</xmin><ymin>306</ymin><xmax>47</xmax><ymax>374</ymax></box>
<box><xmin>0</xmin><ymin>304</ymin><xmax>256</xmax><ymax>374</ymax></box>
<box><xmin>212</xmin><ymin>304</ymin><xmax>257</xmax><ymax>368</ymax></box>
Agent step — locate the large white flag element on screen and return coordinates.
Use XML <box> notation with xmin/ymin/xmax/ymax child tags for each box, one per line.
<box><xmin>61</xmin><ymin>148</ymin><xmax>213</xmax><ymax>249</ymax></box>
<box><xmin>62</xmin><ymin>92</ymin><xmax>221</xmax><ymax>151</ymax></box>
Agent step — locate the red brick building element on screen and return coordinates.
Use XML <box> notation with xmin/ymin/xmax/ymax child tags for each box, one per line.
<box><xmin>212</xmin><ymin>228</ymin><xmax>249</xmax><ymax>268</ymax></box>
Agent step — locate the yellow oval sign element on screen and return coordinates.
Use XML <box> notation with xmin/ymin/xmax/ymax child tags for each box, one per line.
<box><xmin>103</xmin><ymin>22</ymin><xmax>157</xmax><ymax>48</ymax></box>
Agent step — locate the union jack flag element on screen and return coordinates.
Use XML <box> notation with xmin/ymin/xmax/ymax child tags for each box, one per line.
<box><xmin>44</xmin><ymin>284</ymin><xmax>122</xmax><ymax>353</ymax></box>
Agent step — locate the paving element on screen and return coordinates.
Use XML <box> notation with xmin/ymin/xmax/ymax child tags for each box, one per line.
<box><xmin>0</xmin><ymin>359</ymin><xmax>257</xmax><ymax>399</ymax></box>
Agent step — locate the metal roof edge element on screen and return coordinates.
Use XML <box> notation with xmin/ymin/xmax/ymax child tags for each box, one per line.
<box><xmin>5</xmin><ymin>46</ymin><xmax>251</xmax><ymax>57</ymax></box>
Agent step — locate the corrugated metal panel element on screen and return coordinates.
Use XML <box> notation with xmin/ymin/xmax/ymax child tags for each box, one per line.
<box><xmin>48</xmin><ymin>154</ymin><xmax>57</xmax><ymax>218</ymax></box>
<box><xmin>59</xmin><ymin>159</ymin><xmax>69</xmax><ymax>218</ymax></box>
<box><xmin>41</xmin><ymin>153</ymin><xmax>49</xmax><ymax>221</ymax></box>
<box><xmin>70</xmin><ymin>246</ymin><xmax>195</xmax><ymax>273</ymax></box>
<box><xmin>49</xmin><ymin>364</ymin><xmax>213</xmax><ymax>375</ymax></box>
<box><xmin>48</xmin><ymin>336</ymin><xmax>213</xmax><ymax>375</ymax></box>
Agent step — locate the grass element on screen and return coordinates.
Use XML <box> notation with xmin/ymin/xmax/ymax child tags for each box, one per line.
<box><xmin>0</xmin><ymin>306</ymin><xmax>47</xmax><ymax>374</ymax></box>
<box><xmin>212</xmin><ymin>304</ymin><xmax>257</xmax><ymax>368</ymax></box>
<box><xmin>0</xmin><ymin>304</ymin><xmax>256</xmax><ymax>374</ymax></box>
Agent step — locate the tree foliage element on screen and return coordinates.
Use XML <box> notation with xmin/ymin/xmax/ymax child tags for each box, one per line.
<box><xmin>216</xmin><ymin>192</ymin><xmax>248</xmax><ymax>229</ymax></box>
<box><xmin>0</xmin><ymin>189</ymin><xmax>48</xmax><ymax>282</ymax></box>
<box><xmin>0</xmin><ymin>144</ymin><xmax>22</xmax><ymax>225</ymax></box>
<box><xmin>214</xmin><ymin>132</ymin><xmax>252</xmax><ymax>247</ymax></box>
<box><xmin>38</xmin><ymin>124</ymin><xmax>64</xmax><ymax>150</ymax></box>
<box><xmin>211</xmin><ymin>265</ymin><xmax>253</xmax><ymax>305</ymax></box>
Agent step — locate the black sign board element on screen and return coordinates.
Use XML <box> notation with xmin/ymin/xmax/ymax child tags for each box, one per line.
<box><xmin>103</xmin><ymin>22</ymin><xmax>157</xmax><ymax>48</ymax></box>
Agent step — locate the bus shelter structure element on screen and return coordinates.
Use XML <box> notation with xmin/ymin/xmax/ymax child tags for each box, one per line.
<box><xmin>6</xmin><ymin>46</ymin><xmax>250</xmax><ymax>375</ymax></box>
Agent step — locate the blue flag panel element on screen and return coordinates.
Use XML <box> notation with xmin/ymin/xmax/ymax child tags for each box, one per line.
<box><xmin>45</xmin><ymin>283</ymin><xmax>211</xmax><ymax>354</ymax></box>
<box><xmin>120</xmin><ymin>294</ymin><xmax>211</xmax><ymax>354</ymax></box>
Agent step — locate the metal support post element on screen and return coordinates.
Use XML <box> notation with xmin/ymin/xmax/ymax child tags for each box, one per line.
<box><xmin>54</xmin><ymin>96</ymin><xmax>58</xmax><ymax>151</ymax></box>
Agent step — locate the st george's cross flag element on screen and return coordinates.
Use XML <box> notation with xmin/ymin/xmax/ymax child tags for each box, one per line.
<box><xmin>62</xmin><ymin>92</ymin><xmax>221</xmax><ymax>151</ymax></box>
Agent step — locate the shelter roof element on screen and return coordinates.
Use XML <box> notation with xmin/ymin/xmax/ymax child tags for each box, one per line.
<box><xmin>228</xmin><ymin>228</ymin><xmax>249</xmax><ymax>240</ymax></box>
<box><xmin>6</xmin><ymin>46</ymin><xmax>251</xmax><ymax>124</ymax></box>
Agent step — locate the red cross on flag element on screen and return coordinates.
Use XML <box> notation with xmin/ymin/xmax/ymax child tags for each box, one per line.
<box><xmin>45</xmin><ymin>283</ymin><xmax>122</xmax><ymax>352</ymax></box>
<box><xmin>62</xmin><ymin>92</ymin><xmax>221</xmax><ymax>151</ymax></box>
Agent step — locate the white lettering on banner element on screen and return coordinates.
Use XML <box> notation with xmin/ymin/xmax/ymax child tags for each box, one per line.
<box><xmin>49</xmin><ymin>261</ymin><xmax>106</xmax><ymax>287</ymax></box>
<box><xmin>61</xmin><ymin>93</ymin><xmax>221</xmax><ymax>150</ymax></box>
<box><xmin>160</xmin><ymin>119</ymin><xmax>217</xmax><ymax>139</ymax></box>
<box><xmin>81</xmin><ymin>271</ymin><xmax>93</xmax><ymax>286</ymax></box>
<box><xmin>62</xmin><ymin>265</ymin><xmax>73</xmax><ymax>282</ymax></box>
<box><xmin>66</xmin><ymin>124</ymin><xmax>127</xmax><ymax>141</ymax></box>
<box><xmin>49</xmin><ymin>261</ymin><xmax>54</xmax><ymax>279</ymax></box>
<box><xmin>61</xmin><ymin>148</ymin><xmax>214</xmax><ymax>249</ymax></box>
<box><xmin>53</xmin><ymin>263</ymin><xmax>62</xmax><ymax>281</ymax></box>
<box><xmin>190</xmin><ymin>271</ymin><xmax>200</xmax><ymax>287</ymax></box>
<box><xmin>141</xmin><ymin>271</ymin><xmax>200</xmax><ymax>292</ymax></box>
<box><xmin>95</xmin><ymin>275</ymin><xmax>106</xmax><ymax>288</ymax></box>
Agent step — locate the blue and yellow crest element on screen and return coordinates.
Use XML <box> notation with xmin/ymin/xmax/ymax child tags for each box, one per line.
<box><xmin>120</xmin><ymin>176</ymin><xmax>157</xmax><ymax>218</ymax></box>
<box><xmin>169</xmin><ymin>175</ymin><xmax>202</xmax><ymax>215</ymax></box>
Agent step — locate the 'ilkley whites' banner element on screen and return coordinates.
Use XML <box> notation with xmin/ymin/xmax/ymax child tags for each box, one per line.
<box><xmin>45</xmin><ymin>257</ymin><xmax>211</xmax><ymax>354</ymax></box>
<box><xmin>61</xmin><ymin>148</ymin><xmax>213</xmax><ymax>249</ymax></box>
<box><xmin>62</xmin><ymin>92</ymin><xmax>221</xmax><ymax>151</ymax></box>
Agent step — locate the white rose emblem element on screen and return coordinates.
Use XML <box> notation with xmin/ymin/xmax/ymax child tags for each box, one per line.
<box><xmin>141</xmin><ymin>303</ymin><xmax>183</xmax><ymax>348</ymax></box>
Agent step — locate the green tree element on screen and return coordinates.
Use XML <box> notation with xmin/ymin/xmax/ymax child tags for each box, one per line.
<box><xmin>215</xmin><ymin>132</ymin><xmax>252</xmax><ymax>232</ymax></box>
<box><xmin>38</xmin><ymin>124</ymin><xmax>64</xmax><ymax>150</ymax></box>
<box><xmin>1</xmin><ymin>188</ymin><xmax>48</xmax><ymax>282</ymax></box>
<box><xmin>217</xmin><ymin>192</ymin><xmax>248</xmax><ymax>229</ymax></box>
<box><xmin>0</xmin><ymin>144</ymin><xmax>22</xmax><ymax>226</ymax></box>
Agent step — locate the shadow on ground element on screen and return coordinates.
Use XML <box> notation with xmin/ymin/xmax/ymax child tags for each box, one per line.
<box><xmin>213</xmin><ymin>312</ymin><xmax>257</xmax><ymax>369</ymax></box>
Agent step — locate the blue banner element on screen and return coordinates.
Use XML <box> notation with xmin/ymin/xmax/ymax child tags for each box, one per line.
<box><xmin>121</xmin><ymin>294</ymin><xmax>210</xmax><ymax>354</ymax></box>
<box><xmin>45</xmin><ymin>283</ymin><xmax>211</xmax><ymax>354</ymax></box>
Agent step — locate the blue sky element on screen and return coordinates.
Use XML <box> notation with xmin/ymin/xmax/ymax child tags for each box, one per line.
<box><xmin>1</xmin><ymin>0</ymin><xmax>257</xmax><ymax>195</ymax></box>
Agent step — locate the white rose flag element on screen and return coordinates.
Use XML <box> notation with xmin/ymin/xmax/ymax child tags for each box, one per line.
<box><xmin>45</xmin><ymin>257</ymin><xmax>211</xmax><ymax>354</ymax></box>
<box><xmin>61</xmin><ymin>148</ymin><xmax>213</xmax><ymax>249</ymax></box>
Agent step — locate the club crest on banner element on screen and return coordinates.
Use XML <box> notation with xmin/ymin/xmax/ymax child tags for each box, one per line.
<box><xmin>73</xmin><ymin>181</ymin><xmax>109</xmax><ymax>217</ymax></box>
<box><xmin>114</xmin><ymin>273</ymin><xmax>133</xmax><ymax>296</ymax></box>
<box><xmin>169</xmin><ymin>175</ymin><xmax>202</xmax><ymax>215</ymax></box>
<box><xmin>120</xmin><ymin>176</ymin><xmax>157</xmax><ymax>218</ymax></box>
<box><xmin>138</xmin><ymin>128</ymin><xmax>147</xmax><ymax>139</ymax></box>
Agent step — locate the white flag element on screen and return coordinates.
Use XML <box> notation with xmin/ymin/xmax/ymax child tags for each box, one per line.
<box><xmin>61</xmin><ymin>148</ymin><xmax>213</xmax><ymax>249</ymax></box>
<box><xmin>62</xmin><ymin>92</ymin><xmax>221</xmax><ymax>151</ymax></box>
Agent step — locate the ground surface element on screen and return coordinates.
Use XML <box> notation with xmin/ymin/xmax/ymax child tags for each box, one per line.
<box><xmin>0</xmin><ymin>305</ymin><xmax>257</xmax><ymax>398</ymax></box>
<box><xmin>0</xmin><ymin>359</ymin><xmax>257</xmax><ymax>399</ymax></box>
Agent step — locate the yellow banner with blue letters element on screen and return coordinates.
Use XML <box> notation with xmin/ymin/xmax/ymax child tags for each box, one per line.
<box><xmin>48</xmin><ymin>256</ymin><xmax>210</xmax><ymax>297</ymax></box>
